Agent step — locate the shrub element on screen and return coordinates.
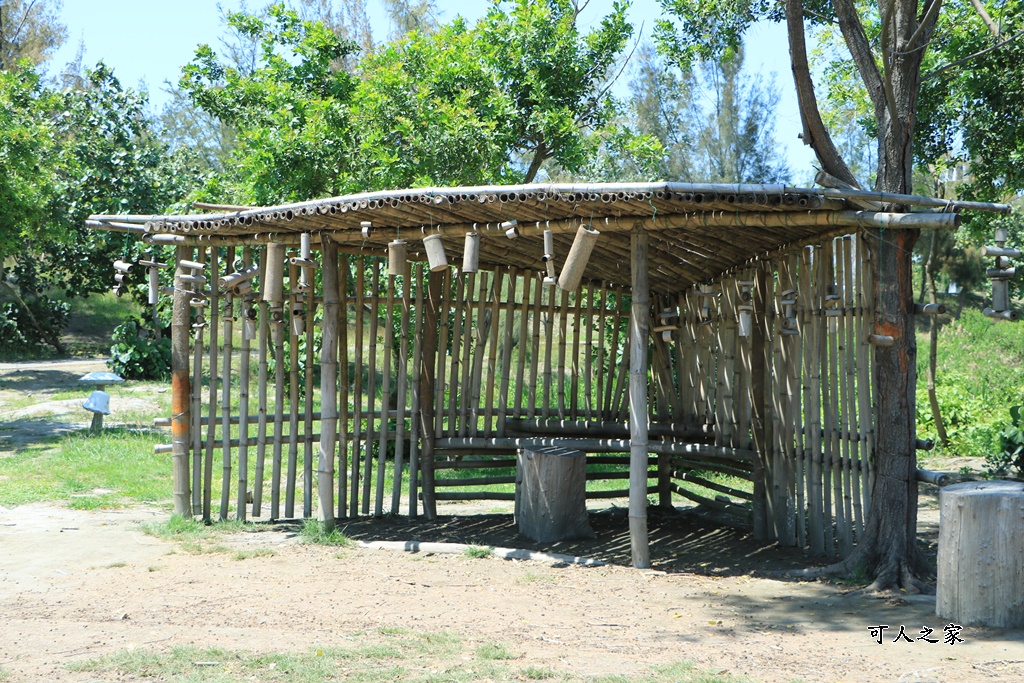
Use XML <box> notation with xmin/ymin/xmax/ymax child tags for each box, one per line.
<box><xmin>108</xmin><ymin>316</ymin><xmax>171</xmax><ymax>380</ymax></box>
<box><xmin>987</xmin><ymin>406</ymin><xmax>1024</xmax><ymax>477</ymax></box>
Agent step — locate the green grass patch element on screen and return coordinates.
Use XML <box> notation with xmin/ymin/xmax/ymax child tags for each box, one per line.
<box><xmin>520</xmin><ymin>666</ymin><xmax>557</xmax><ymax>680</ymax></box>
<box><xmin>141</xmin><ymin>514</ymin><xmax>249</xmax><ymax>555</ymax></box>
<box><xmin>0</xmin><ymin>428</ymin><xmax>169</xmax><ymax>508</ymax></box>
<box><xmin>476</xmin><ymin>642</ymin><xmax>517</xmax><ymax>660</ymax></box>
<box><xmin>297</xmin><ymin>519</ymin><xmax>351</xmax><ymax>546</ymax></box>
<box><xmin>464</xmin><ymin>545</ymin><xmax>493</xmax><ymax>559</ymax></box>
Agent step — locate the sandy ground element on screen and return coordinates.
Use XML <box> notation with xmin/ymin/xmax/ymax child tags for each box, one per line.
<box><xmin>2</xmin><ymin>503</ymin><xmax>1024</xmax><ymax>683</ymax></box>
<box><xmin>3</xmin><ymin>359</ymin><xmax>1024</xmax><ymax>682</ymax></box>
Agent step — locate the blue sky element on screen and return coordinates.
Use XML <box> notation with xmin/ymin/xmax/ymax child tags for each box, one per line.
<box><xmin>49</xmin><ymin>0</ymin><xmax>817</xmax><ymax>182</ymax></box>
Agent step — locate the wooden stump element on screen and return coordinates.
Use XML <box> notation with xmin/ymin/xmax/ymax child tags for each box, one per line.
<box><xmin>515</xmin><ymin>445</ymin><xmax>595</xmax><ymax>542</ymax></box>
<box><xmin>937</xmin><ymin>480</ymin><xmax>1024</xmax><ymax>628</ymax></box>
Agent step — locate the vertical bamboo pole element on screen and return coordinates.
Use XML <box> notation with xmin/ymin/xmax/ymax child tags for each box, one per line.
<box><xmin>596</xmin><ymin>284</ymin><xmax>607</xmax><ymax>420</ymax></box>
<box><xmin>542</xmin><ymin>284</ymin><xmax>556</xmax><ymax>419</ymax></box>
<box><xmin>319</xmin><ymin>238</ymin><xmax>339</xmax><ymax>530</ymax></box>
<box><xmin>420</xmin><ymin>270</ymin><xmax>444</xmax><ymax>519</ymax></box>
<box><xmin>528</xmin><ymin>277</ymin><xmax>543</xmax><ymax>419</ymax></box>
<box><xmin>391</xmin><ymin>260</ymin><xmax>412</xmax><ymax>514</ymax></box>
<box><xmin>605</xmin><ymin>287</ymin><xmax>624</xmax><ymax>419</ymax></box>
<box><xmin>786</xmin><ymin>257</ymin><xmax>804</xmax><ymax>548</ymax></box>
<box><xmin>513</xmin><ymin>273</ymin><xmax>531</xmax><ymax>419</ymax></box>
<box><xmin>303</xmin><ymin>281</ymin><xmax>316</xmax><ymax>519</ymax></box>
<box><xmin>769</xmin><ymin>269</ymin><xmax>787</xmax><ymax>542</ymax></box>
<box><xmin>820</xmin><ymin>241</ymin><xmax>838</xmax><ymax>559</ymax></box>
<box><xmin>408</xmin><ymin>264</ymin><xmax>424</xmax><ymax>516</ymax></box>
<box><xmin>629</xmin><ymin>225</ymin><xmax>651</xmax><ymax>569</ymax></box>
<box><xmin>448</xmin><ymin>272</ymin><xmax>467</xmax><ymax>436</ymax></box>
<box><xmin>363</xmin><ymin>259</ymin><xmax>380</xmax><ymax>515</ymax></box>
<box><xmin>459</xmin><ymin>272</ymin><xmax>482</xmax><ymax>436</ymax></box>
<box><xmin>171</xmin><ymin>246</ymin><xmax>193</xmax><ymax>516</ymax></box>
<box><xmin>270</xmin><ymin>283</ymin><xmax>286</xmax><ymax>521</ymax></box>
<box><xmin>253</xmin><ymin>296</ymin><xmax>269</xmax><ymax>517</ymax></box>
<box><xmin>751</xmin><ymin>263</ymin><xmax>769</xmax><ymax>540</ymax></box>
<box><xmin>350</xmin><ymin>258</ymin><xmax>364</xmax><ymax>517</ymax></box>
<box><xmin>435</xmin><ymin>271</ymin><xmax>451</xmax><ymax>439</ymax></box>
<box><xmin>497</xmin><ymin>267</ymin><xmax>518</xmax><ymax>437</ymax></box>
<box><xmin>802</xmin><ymin>247</ymin><xmax>824</xmax><ymax>555</ymax></box>
<box><xmin>375</xmin><ymin>265</ymin><xmax>395</xmax><ymax>517</ymax></box>
<box><xmin>219</xmin><ymin>246</ymin><xmax>236</xmax><ymax>521</ymax></box>
<box><xmin>338</xmin><ymin>256</ymin><xmax>350</xmax><ymax>518</ymax></box>
<box><xmin>237</xmin><ymin>247</ymin><xmax>253</xmax><ymax>522</ymax></box>
<box><xmin>203</xmin><ymin>247</ymin><xmax>220</xmax><ymax>523</ymax></box>
<box><xmin>837</xmin><ymin>236</ymin><xmax>856</xmax><ymax>552</ymax></box>
<box><xmin>285</xmin><ymin>259</ymin><xmax>300</xmax><ymax>518</ymax></box>
<box><xmin>612</xmin><ymin>320</ymin><xmax>631</xmax><ymax>421</ymax></box>
<box><xmin>584</xmin><ymin>285</ymin><xmax>595</xmax><ymax>421</ymax></box>
<box><xmin>557</xmin><ymin>287</ymin><xmax>569</xmax><ymax>419</ymax></box>
<box><xmin>857</xmin><ymin>233</ymin><xmax>874</xmax><ymax>518</ymax></box>
<box><xmin>190</xmin><ymin>249</ymin><xmax>205</xmax><ymax>514</ymax></box>
<box><xmin>570</xmin><ymin>284</ymin><xmax>582</xmax><ymax>420</ymax></box>
<box><xmin>843</xmin><ymin>237</ymin><xmax>863</xmax><ymax>537</ymax></box>
<box><xmin>482</xmin><ymin>268</ymin><xmax>502</xmax><ymax>436</ymax></box>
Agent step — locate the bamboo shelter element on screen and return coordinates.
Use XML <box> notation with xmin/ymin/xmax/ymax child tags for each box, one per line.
<box><xmin>87</xmin><ymin>181</ymin><xmax>1009</xmax><ymax>567</ymax></box>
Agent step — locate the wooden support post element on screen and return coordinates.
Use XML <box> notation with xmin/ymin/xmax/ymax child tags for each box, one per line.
<box><xmin>420</xmin><ymin>270</ymin><xmax>444</xmax><ymax>520</ymax></box>
<box><xmin>171</xmin><ymin>245</ymin><xmax>193</xmax><ymax>517</ymax></box>
<box><xmin>318</xmin><ymin>238</ymin><xmax>339</xmax><ymax>530</ymax></box>
<box><xmin>203</xmin><ymin>247</ymin><xmax>219</xmax><ymax>523</ymax></box>
<box><xmin>629</xmin><ymin>224</ymin><xmax>651</xmax><ymax>569</ymax></box>
<box><xmin>408</xmin><ymin>264</ymin><xmax>424</xmax><ymax>516</ymax></box>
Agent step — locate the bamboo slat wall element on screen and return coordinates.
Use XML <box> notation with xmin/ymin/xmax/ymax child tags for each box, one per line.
<box><xmin>166</xmin><ymin>233</ymin><xmax>874</xmax><ymax>558</ymax></box>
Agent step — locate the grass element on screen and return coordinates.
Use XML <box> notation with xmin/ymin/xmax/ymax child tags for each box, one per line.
<box><xmin>141</xmin><ymin>514</ymin><xmax>250</xmax><ymax>555</ymax></box>
<box><xmin>68</xmin><ymin>635</ymin><xmax>747</xmax><ymax>683</ymax></box>
<box><xmin>297</xmin><ymin>519</ymin><xmax>352</xmax><ymax>546</ymax></box>
<box><xmin>464</xmin><ymin>545</ymin><xmax>493</xmax><ymax>559</ymax></box>
<box><xmin>231</xmin><ymin>548</ymin><xmax>277</xmax><ymax>560</ymax></box>
<box><xmin>0</xmin><ymin>427</ymin><xmax>171</xmax><ymax>509</ymax></box>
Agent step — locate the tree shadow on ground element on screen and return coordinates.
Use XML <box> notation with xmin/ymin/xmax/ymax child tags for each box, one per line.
<box><xmin>0</xmin><ymin>369</ymin><xmax>89</xmax><ymax>393</ymax></box>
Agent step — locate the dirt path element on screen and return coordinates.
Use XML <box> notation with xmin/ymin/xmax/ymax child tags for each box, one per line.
<box><xmin>2</xmin><ymin>503</ymin><xmax>1023</xmax><ymax>683</ymax></box>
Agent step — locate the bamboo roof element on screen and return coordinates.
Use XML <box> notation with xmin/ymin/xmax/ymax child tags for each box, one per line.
<box><xmin>87</xmin><ymin>181</ymin><xmax>1010</xmax><ymax>293</ymax></box>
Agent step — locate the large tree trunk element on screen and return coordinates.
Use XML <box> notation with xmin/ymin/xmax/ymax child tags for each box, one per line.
<box><xmin>783</xmin><ymin>0</ymin><xmax>939</xmax><ymax>591</ymax></box>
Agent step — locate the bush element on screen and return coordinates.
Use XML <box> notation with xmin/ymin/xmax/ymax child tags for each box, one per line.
<box><xmin>0</xmin><ymin>295</ymin><xmax>70</xmax><ymax>353</ymax></box>
<box><xmin>987</xmin><ymin>406</ymin><xmax>1024</xmax><ymax>477</ymax></box>
<box><xmin>108</xmin><ymin>316</ymin><xmax>171</xmax><ymax>380</ymax></box>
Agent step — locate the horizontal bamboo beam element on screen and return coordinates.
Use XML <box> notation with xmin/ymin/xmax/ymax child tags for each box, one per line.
<box><xmin>505</xmin><ymin>418</ymin><xmax>706</xmax><ymax>440</ymax></box>
<box><xmin>670</xmin><ymin>482</ymin><xmax>749</xmax><ymax>517</ymax></box>
<box><xmin>432</xmin><ymin>437</ymin><xmax>754</xmax><ymax>461</ymax></box>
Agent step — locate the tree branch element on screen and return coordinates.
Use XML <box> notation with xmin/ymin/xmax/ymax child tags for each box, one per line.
<box><xmin>786</xmin><ymin>0</ymin><xmax>859</xmax><ymax>186</ymax></box>
<box><xmin>832</xmin><ymin>0</ymin><xmax>887</xmax><ymax>117</ymax></box>
<box><xmin>969</xmin><ymin>0</ymin><xmax>1000</xmax><ymax>38</ymax></box>
<box><xmin>923</xmin><ymin>28</ymin><xmax>1024</xmax><ymax>80</ymax></box>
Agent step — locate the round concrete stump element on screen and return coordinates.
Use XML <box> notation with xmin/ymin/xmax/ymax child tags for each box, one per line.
<box><xmin>937</xmin><ymin>480</ymin><xmax>1024</xmax><ymax>628</ymax></box>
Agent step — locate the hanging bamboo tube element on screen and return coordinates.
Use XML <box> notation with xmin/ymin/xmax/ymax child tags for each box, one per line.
<box><xmin>237</xmin><ymin>248</ymin><xmax>254</xmax><ymax>522</ymax></box>
<box><xmin>420</xmin><ymin>270</ymin><xmax>444</xmax><ymax>519</ymax></box>
<box><xmin>318</xmin><ymin>239</ymin><xmax>339</xmax><ymax>529</ymax></box>
<box><xmin>375</xmin><ymin>265</ymin><xmax>396</xmax><ymax>516</ymax></box>
<box><xmin>338</xmin><ymin>256</ymin><xmax>350</xmax><ymax>518</ymax></box>
<box><xmin>285</xmin><ymin>259</ymin><xmax>300</xmax><ymax>518</ymax></box>
<box><xmin>219</xmin><ymin>246</ymin><xmax>236</xmax><ymax>521</ymax></box>
<box><xmin>171</xmin><ymin>245</ymin><xmax>193</xmax><ymax>516</ymax></box>
<box><xmin>190</xmin><ymin>248</ymin><xmax>206</xmax><ymax>515</ymax></box>
<box><xmin>391</xmin><ymin>260</ymin><xmax>412</xmax><ymax>514</ymax></box>
<box><xmin>269</xmin><ymin>248</ymin><xmax>287</xmax><ymax>521</ymax></box>
<box><xmin>303</xmin><ymin>285</ymin><xmax>316</xmax><ymax>519</ymax></box>
<box><xmin>558</xmin><ymin>225</ymin><xmax>600</xmax><ymax>291</ymax></box>
<box><xmin>203</xmin><ymin>246</ymin><xmax>220</xmax><ymax>523</ymax></box>
<box><xmin>497</xmin><ymin>267</ymin><xmax>518</xmax><ymax>437</ymax></box>
<box><xmin>363</xmin><ymin>259</ymin><xmax>380</xmax><ymax>515</ymax></box>
<box><xmin>408</xmin><ymin>264</ymin><xmax>425</xmax><ymax>516</ymax></box>
<box><xmin>628</xmin><ymin>225</ymin><xmax>651</xmax><ymax>569</ymax></box>
<box><xmin>350</xmin><ymin>258</ymin><xmax>364</xmax><ymax>516</ymax></box>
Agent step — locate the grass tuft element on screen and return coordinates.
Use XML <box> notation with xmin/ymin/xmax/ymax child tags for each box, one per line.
<box><xmin>232</xmin><ymin>548</ymin><xmax>277</xmax><ymax>561</ymax></box>
<box><xmin>520</xmin><ymin>666</ymin><xmax>557</xmax><ymax>680</ymax></box>
<box><xmin>476</xmin><ymin>642</ymin><xmax>516</xmax><ymax>661</ymax></box>
<box><xmin>298</xmin><ymin>519</ymin><xmax>351</xmax><ymax>547</ymax></box>
<box><xmin>463</xmin><ymin>545</ymin><xmax>493</xmax><ymax>559</ymax></box>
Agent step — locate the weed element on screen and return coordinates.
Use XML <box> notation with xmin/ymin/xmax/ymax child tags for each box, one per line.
<box><xmin>464</xmin><ymin>545</ymin><xmax>493</xmax><ymax>559</ymax></box>
<box><xmin>520</xmin><ymin>666</ymin><xmax>557</xmax><ymax>680</ymax></box>
<box><xmin>102</xmin><ymin>561</ymin><xmax>128</xmax><ymax>569</ymax></box>
<box><xmin>298</xmin><ymin>519</ymin><xmax>351</xmax><ymax>547</ymax></box>
<box><xmin>515</xmin><ymin>572</ymin><xmax>555</xmax><ymax>585</ymax></box>
<box><xmin>147</xmin><ymin>565</ymin><xmax>161</xmax><ymax>572</ymax></box>
<box><xmin>476</xmin><ymin>642</ymin><xmax>516</xmax><ymax>660</ymax></box>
